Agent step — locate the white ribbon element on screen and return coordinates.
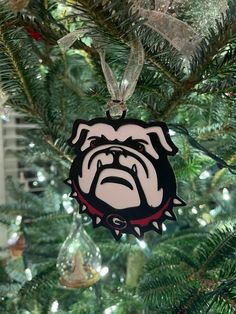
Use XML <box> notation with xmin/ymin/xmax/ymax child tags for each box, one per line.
<box><xmin>132</xmin><ymin>0</ymin><xmax>200</xmax><ymax>57</ymax></box>
<box><xmin>57</xmin><ymin>29</ymin><xmax>88</xmax><ymax>50</ymax></box>
<box><xmin>97</xmin><ymin>38</ymin><xmax>144</xmax><ymax>103</ymax></box>
<box><xmin>58</xmin><ymin>30</ymin><xmax>144</xmax><ymax>116</ymax></box>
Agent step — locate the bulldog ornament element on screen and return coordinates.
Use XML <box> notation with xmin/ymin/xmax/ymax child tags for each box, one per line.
<box><xmin>66</xmin><ymin>117</ymin><xmax>185</xmax><ymax>240</ymax></box>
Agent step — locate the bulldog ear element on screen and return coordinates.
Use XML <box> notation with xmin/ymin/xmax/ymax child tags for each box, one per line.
<box><xmin>146</xmin><ymin>125</ymin><xmax>178</xmax><ymax>155</ymax></box>
<box><xmin>68</xmin><ymin>120</ymin><xmax>90</xmax><ymax>146</ymax></box>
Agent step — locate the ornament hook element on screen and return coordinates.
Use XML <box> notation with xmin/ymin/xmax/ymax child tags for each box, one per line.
<box><xmin>106</xmin><ymin>100</ymin><xmax>127</xmax><ymax>120</ymax></box>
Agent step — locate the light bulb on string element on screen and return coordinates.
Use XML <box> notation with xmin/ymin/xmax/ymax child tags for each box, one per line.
<box><xmin>191</xmin><ymin>207</ymin><xmax>198</xmax><ymax>214</ymax></box>
<box><xmin>169</xmin><ymin>129</ymin><xmax>176</xmax><ymax>136</ymax></box>
<box><xmin>100</xmin><ymin>266</ymin><xmax>109</xmax><ymax>277</ymax></box>
<box><xmin>104</xmin><ymin>305</ymin><xmax>118</xmax><ymax>314</ymax></box>
<box><xmin>222</xmin><ymin>188</ymin><xmax>230</xmax><ymax>201</ymax></box>
<box><xmin>25</xmin><ymin>268</ymin><xmax>32</xmax><ymax>281</ymax></box>
<box><xmin>29</xmin><ymin>142</ymin><xmax>35</xmax><ymax>148</ymax></box>
<box><xmin>37</xmin><ymin>171</ymin><xmax>46</xmax><ymax>182</ymax></box>
<box><xmin>136</xmin><ymin>239</ymin><xmax>147</xmax><ymax>249</ymax></box>
<box><xmin>199</xmin><ymin>170</ymin><xmax>211</xmax><ymax>180</ymax></box>
<box><xmin>15</xmin><ymin>215</ymin><xmax>22</xmax><ymax>226</ymax></box>
<box><xmin>50</xmin><ymin>300</ymin><xmax>59</xmax><ymax>313</ymax></box>
<box><xmin>162</xmin><ymin>223</ymin><xmax>167</xmax><ymax>231</ymax></box>
<box><xmin>62</xmin><ymin>194</ymin><xmax>74</xmax><ymax>214</ymax></box>
<box><xmin>57</xmin><ymin>212</ymin><xmax>101</xmax><ymax>289</ymax></box>
<box><xmin>199</xmin><ymin>164</ymin><xmax>221</xmax><ymax>180</ymax></box>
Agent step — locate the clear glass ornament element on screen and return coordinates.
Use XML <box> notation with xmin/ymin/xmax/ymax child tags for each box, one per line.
<box><xmin>57</xmin><ymin>213</ymin><xmax>101</xmax><ymax>288</ymax></box>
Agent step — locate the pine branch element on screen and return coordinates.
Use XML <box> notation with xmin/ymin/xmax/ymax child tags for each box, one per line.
<box><xmin>0</xmin><ymin>30</ymin><xmax>34</xmax><ymax>107</ymax></box>
<box><xmin>46</xmin><ymin>137</ymin><xmax>73</xmax><ymax>164</ymax></box>
<box><xmin>211</xmin><ymin>151</ymin><xmax>236</xmax><ymax>187</ymax></box>
<box><xmin>0</xmin><ymin>283</ymin><xmax>21</xmax><ymax>296</ymax></box>
<box><xmin>159</xmin><ymin>88</ymin><xmax>185</xmax><ymax>120</ymax></box>
<box><xmin>25</xmin><ymin>212</ymin><xmax>70</xmax><ymax>225</ymax></box>
<box><xmin>196</xmin><ymin>125</ymin><xmax>235</xmax><ymax>141</ymax></box>
<box><xmin>139</xmin><ymin>223</ymin><xmax>236</xmax><ymax>312</ymax></box>
<box><xmin>18</xmin><ymin>264</ymin><xmax>57</xmax><ymax>301</ymax></box>
<box><xmin>160</xmin><ymin>14</ymin><xmax>236</xmax><ymax>120</ymax></box>
<box><xmin>144</xmin><ymin>51</ymin><xmax>182</xmax><ymax>87</ymax></box>
<box><xmin>206</xmin><ymin>278</ymin><xmax>236</xmax><ymax>313</ymax></box>
<box><xmin>74</xmin><ymin>0</ymin><xmax>182</xmax><ymax>86</ymax></box>
<box><xmin>197</xmin><ymin>226</ymin><xmax>236</xmax><ymax>276</ymax></box>
<box><xmin>139</xmin><ymin>269</ymin><xmax>198</xmax><ymax>311</ymax></box>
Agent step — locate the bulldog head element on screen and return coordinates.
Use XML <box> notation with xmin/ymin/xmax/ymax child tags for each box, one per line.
<box><xmin>66</xmin><ymin>117</ymin><xmax>185</xmax><ymax>239</ymax></box>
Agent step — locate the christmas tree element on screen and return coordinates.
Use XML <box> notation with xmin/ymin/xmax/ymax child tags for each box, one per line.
<box><xmin>0</xmin><ymin>0</ymin><xmax>236</xmax><ymax>313</ymax></box>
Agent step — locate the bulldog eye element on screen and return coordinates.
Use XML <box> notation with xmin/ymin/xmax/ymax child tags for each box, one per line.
<box><xmin>125</xmin><ymin>140</ymin><xmax>146</xmax><ymax>152</ymax></box>
<box><xmin>90</xmin><ymin>140</ymin><xmax>98</xmax><ymax>148</ymax></box>
<box><xmin>90</xmin><ymin>138</ymin><xmax>107</xmax><ymax>148</ymax></box>
<box><xmin>137</xmin><ymin>143</ymin><xmax>145</xmax><ymax>152</ymax></box>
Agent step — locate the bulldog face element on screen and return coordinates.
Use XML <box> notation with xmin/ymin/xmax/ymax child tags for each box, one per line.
<box><xmin>66</xmin><ymin>117</ymin><xmax>185</xmax><ymax>239</ymax></box>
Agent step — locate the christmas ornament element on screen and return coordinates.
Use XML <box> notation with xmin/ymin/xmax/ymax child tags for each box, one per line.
<box><xmin>66</xmin><ymin>116</ymin><xmax>185</xmax><ymax>240</ymax></box>
<box><xmin>65</xmin><ymin>38</ymin><xmax>185</xmax><ymax>239</ymax></box>
<box><xmin>225</xmin><ymin>91</ymin><xmax>233</xmax><ymax>97</ymax></box>
<box><xmin>8</xmin><ymin>0</ymin><xmax>30</xmax><ymax>12</ymax></box>
<box><xmin>57</xmin><ymin>213</ymin><xmax>101</xmax><ymax>288</ymax></box>
<box><xmin>8</xmin><ymin>234</ymin><xmax>26</xmax><ymax>258</ymax></box>
<box><xmin>26</xmin><ymin>26</ymin><xmax>42</xmax><ymax>41</ymax></box>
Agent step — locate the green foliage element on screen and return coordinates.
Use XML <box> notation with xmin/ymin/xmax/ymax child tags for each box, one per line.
<box><xmin>0</xmin><ymin>0</ymin><xmax>235</xmax><ymax>313</ymax></box>
<box><xmin>139</xmin><ymin>223</ymin><xmax>236</xmax><ymax>313</ymax></box>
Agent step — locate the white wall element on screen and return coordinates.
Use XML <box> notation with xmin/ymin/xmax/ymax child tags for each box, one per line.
<box><xmin>0</xmin><ymin>118</ymin><xmax>7</xmax><ymax>247</ymax></box>
<box><xmin>0</xmin><ymin>118</ymin><xmax>5</xmax><ymax>204</ymax></box>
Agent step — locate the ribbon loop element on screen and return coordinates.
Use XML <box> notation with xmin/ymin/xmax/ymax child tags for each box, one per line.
<box><xmin>97</xmin><ymin>38</ymin><xmax>144</xmax><ymax>118</ymax></box>
<box><xmin>58</xmin><ymin>29</ymin><xmax>144</xmax><ymax>118</ymax></box>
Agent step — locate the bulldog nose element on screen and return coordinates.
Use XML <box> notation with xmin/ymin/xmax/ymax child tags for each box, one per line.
<box><xmin>109</xmin><ymin>146</ymin><xmax>124</xmax><ymax>156</ymax></box>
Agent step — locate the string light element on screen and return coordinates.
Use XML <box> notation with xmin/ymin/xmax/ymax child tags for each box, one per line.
<box><xmin>7</xmin><ymin>232</ymin><xmax>18</xmax><ymax>245</ymax></box>
<box><xmin>199</xmin><ymin>170</ymin><xmax>211</xmax><ymax>180</ymax></box>
<box><xmin>37</xmin><ymin>171</ymin><xmax>46</xmax><ymax>182</ymax></box>
<box><xmin>62</xmin><ymin>194</ymin><xmax>74</xmax><ymax>214</ymax></box>
<box><xmin>162</xmin><ymin>223</ymin><xmax>167</xmax><ymax>231</ymax></box>
<box><xmin>169</xmin><ymin>129</ymin><xmax>176</xmax><ymax>136</ymax></box>
<box><xmin>25</xmin><ymin>268</ymin><xmax>32</xmax><ymax>281</ymax></box>
<box><xmin>100</xmin><ymin>266</ymin><xmax>109</xmax><ymax>277</ymax></box>
<box><xmin>191</xmin><ymin>207</ymin><xmax>198</xmax><ymax>214</ymax></box>
<box><xmin>210</xmin><ymin>207</ymin><xmax>221</xmax><ymax>217</ymax></box>
<box><xmin>65</xmin><ymin>206</ymin><xmax>74</xmax><ymax>214</ymax></box>
<box><xmin>15</xmin><ymin>215</ymin><xmax>22</xmax><ymax>225</ymax></box>
<box><xmin>104</xmin><ymin>305</ymin><xmax>117</xmax><ymax>314</ymax></box>
<box><xmin>222</xmin><ymin>188</ymin><xmax>230</xmax><ymax>201</ymax></box>
<box><xmin>136</xmin><ymin>239</ymin><xmax>147</xmax><ymax>249</ymax></box>
<box><xmin>50</xmin><ymin>300</ymin><xmax>59</xmax><ymax>313</ymax></box>
<box><xmin>29</xmin><ymin>142</ymin><xmax>35</xmax><ymax>148</ymax></box>
<box><xmin>197</xmin><ymin>218</ymin><xmax>207</xmax><ymax>226</ymax></box>
<box><xmin>120</xmin><ymin>277</ymin><xmax>125</xmax><ymax>283</ymax></box>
